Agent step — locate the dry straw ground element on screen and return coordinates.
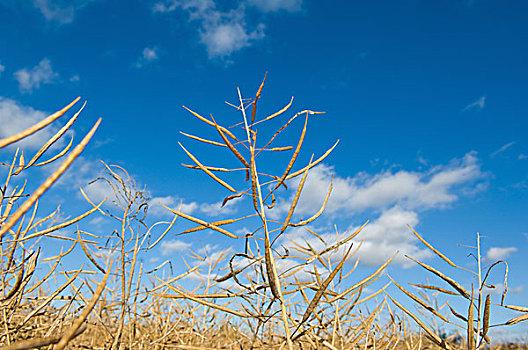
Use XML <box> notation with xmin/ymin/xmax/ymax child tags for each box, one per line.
<box><xmin>0</xmin><ymin>76</ymin><xmax>527</xmax><ymax>349</ymax></box>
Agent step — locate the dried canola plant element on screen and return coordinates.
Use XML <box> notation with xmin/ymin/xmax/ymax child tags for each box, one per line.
<box><xmin>151</xmin><ymin>74</ymin><xmax>399</xmax><ymax>350</ymax></box>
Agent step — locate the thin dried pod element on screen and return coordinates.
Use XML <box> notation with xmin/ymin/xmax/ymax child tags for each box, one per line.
<box><xmin>16</xmin><ymin>102</ymin><xmax>86</xmax><ymax>175</ymax></box>
<box><xmin>260</xmin><ymin>146</ymin><xmax>294</xmax><ymax>152</ymax></box>
<box><xmin>481</xmin><ymin>260</ymin><xmax>509</xmax><ymax>306</ymax></box>
<box><xmin>504</xmin><ymin>313</ymin><xmax>528</xmax><ymax>326</ymax></box>
<box><xmin>146</xmin><ymin>215</ymin><xmax>178</xmax><ymax>250</ymax></box>
<box><xmin>0</xmin><ymin>118</ymin><xmax>102</xmax><ymax>239</ymax></box>
<box><xmin>250</xmin><ymin>136</ymin><xmax>259</xmax><ymax>212</ymax></box>
<box><xmin>448</xmin><ymin>303</ymin><xmax>468</xmax><ymax>322</ymax></box>
<box><xmin>251</xmin><ymin>72</ymin><xmax>267</xmax><ymax>124</ymax></box>
<box><xmin>289</xmin><ymin>176</ymin><xmax>333</xmax><ymax>227</ymax></box>
<box><xmin>215</xmin><ymin>268</ymin><xmax>244</xmax><ymax>282</ymax></box>
<box><xmin>0</xmin><ymin>97</ymin><xmax>80</xmax><ymax>149</ymax></box>
<box><xmin>154</xmin><ymin>283</ymin><xmax>250</xmax><ymax>318</ymax></box>
<box><xmin>179</xmin><ymin>142</ymin><xmax>237</xmax><ymax>193</ymax></box>
<box><xmin>211</xmin><ymin>115</ymin><xmax>250</xmax><ymax>173</ymax></box>
<box><xmin>183</xmin><ymin>106</ymin><xmax>238</xmax><ymax>140</ymax></box>
<box><xmin>180</xmin><ymin>131</ymin><xmax>227</xmax><ymax>147</ymax></box>
<box><xmin>19</xmin><ymin>199</ymin><xmax>105</xmax><ymax>242</ymax></box>
<box><xmin>178</xmin><ymin>214</ymin><xmax>255</xmax><ymax>235</ymax></box>
<box><xmin>54</xmin><ymin>262</ymin><xmax>112</xmax><ymax>350</ymax></box>
<box><xmin>387</xmin><ymin>293</ymin><xmax>450</xmax><ymax>350</ymax></box>
<box><xmin>149</xmin><ymin>265</ymin><xmax>202</xmax><ymax>293</ymax></box>
<box><xmin>285</xmin><ymin>140</ymin><xmax>339</xmax><ymax>180</ymax></box>
<box><xmin>182</xmin><ymin>163</ymin><xmax>241</xmax><ymax>172</ymax></box>
<box><xmin>222</xmin><ymin>193</ymin><xmax>243</xmax><ymax>207</ymax></box>
<box><xmin>163</xmin><ymin>204</ymin><xmax>240</xmax><ymax>238</ymax></box>
<box><xmin>231</xmin><ymin>96</ymin><xmax>294</xmax><ymax>128</ymax></box>
<box><xmin>388</xmin><ymin>275</ymin><xmax>452</xmax><ymax>324</ymax></box>
<box><xmin>468</xmin><ymin>289</ymin><xmax>475</xmax><ymax>350</ymax></box>
<box><xmin>33</xmin><ymin>134</ymin><xmax>74</xmax><ymax>167</ymax></box>
<box><xmin>409</xmin><ymin>283</ymin><xmax>459</xmax><ymax>296</ymax></box>
<box><xmin>77</xmin><ymin>227</ymin><xmax>106</xmax><ymax>274</ymax></box>
<box><xmin>482</xmin><ymin>294</ymin><xmax>491</xmax><ymax>340</ymax></box>
<box><xmin>501</xmin><ymin>304</ymin><xmax>528</xmax><ymax>312</ymax></box>
<box><xmin>272</xmin><ymin>112</ymin><xmax>309</xmax><ymax>192</ymax></box>
<box><xmin>301</xmin><ymin>244</ymin><xmax>354</xmax><ymax>325</ymax></box>
<box><xmin>408</xmin><ymin>225</ymin><xmax>475</xmax><ymax>275</ymax></box>
<box><xmin>405</xmin><ymin>255</ymin><xmax>471</xmax><ymax>299</ymax></box>
<box><xmin>266</xmin><ymin>191</ymin><xmax>276</xmax><ymax>209</ymax></box>
<box><xmin>280</xmin><ymin>155</ymin><xmax>314</xmax><ymax>234</ymax></box>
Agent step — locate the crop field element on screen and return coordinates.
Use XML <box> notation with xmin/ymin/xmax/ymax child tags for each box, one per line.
<box><xmin>1</xmin><ymin>79</ymin><xmax>527</xmax><ymax>350</ymax></box>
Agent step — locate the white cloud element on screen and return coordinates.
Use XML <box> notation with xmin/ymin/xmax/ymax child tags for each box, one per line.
<box><xmin>160</xmin><ymin>239</ymin><xmax>192</xmax><ymax>255</ymax></box>
<box><xmin>484</xmin><ymin>247</ymin><xmax>517</xmax><ymax>262</ymax></box>
<box><xmin>0</xmin><ymin>97</ymin><xmax>61</xmax><ymax>149</ymax></box>
<box><xmin>518</xmin><ymin>154</ymin><xmax>527</xmax><ymax>160</ymax></box>
<box><xmin>149</xmin><ymin>195</ymin><xmax>199</xmax><ymax>217</ymax></box>
<box><xmin>196</xmin><ymin>243</ymin><xmax>218</xmax><ymax>256</ymax></box>
<box><xmin>69</xmin><ymin>74</ymin><xmax>80</xmax><ymax>82</ymax></box>
<box><xmin>14</xmin><ymin>58</ymin><xmax>58</xmax><ymax>93</ymax></box>
<box><xmin>482</xmin><ymin>283</ymin><xmax>523</xmax><ymax>296</ymax></box>
<box><xmin>32</xmin><ymin>0</ymin><xmax>93</xmax><ymax>24</ymax></box>
<box><xmin>200</xmin><ymin>20</ymin><xmax>265</xmax><ymax>58</ymax></box>
<box><xmin>153</xmin><ymin>0</ymin><xmax>269</xmax><ymax>58</ymax></box>
<box><xmin>247</xmin><ymin>0</ymin><xmax>302</xmax><ymax>12</ymax></box>
<box><xmin>280</xmin><ymin>206</ymin><xmax>433</xmax><ymax>267</ymax></box>
<box><xmin>491</xmin><ymin>142</ymin><xmax>514</xmax><ymax>158</ymax></box>
<box><xmin>149</xmin><ymin>194</ymin><xmax>241</xmax><ymax>218</ymax></box>
<box><xmin>135</xmin><ymin>47</ymin><xmax>160</xmax><ymax>68</ymax></box>
<box><xmin>463</xmin><ymin>96</ymin><xmax>486</xmax><ymax>112</ymax></box>
<box><xmin>269</xmin><ymin>153</ymin><xmax>487</xmax><ymax>267</ymax></box>
<box><xmin>199</xmin><ymin>195</ymin><xmax>241</xmax><ymax>217</ymax></box>
<box><xmin>271</xmin><ymin>152</ymin><xmax>486</xmax><ymax>219</ymax></box>
<box><xmin>0</xmin><ymin>62</ymin><xmax>5</xmax><ymax>76</ymax></box>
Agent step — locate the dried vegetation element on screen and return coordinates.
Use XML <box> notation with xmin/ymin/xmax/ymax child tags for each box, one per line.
<box><xmin>0</xmin><ymin>77</ymin><xmax>527</xmax><ymax>349</ymax></box>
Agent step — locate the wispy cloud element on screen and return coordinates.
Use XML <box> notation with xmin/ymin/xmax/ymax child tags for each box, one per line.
<box><xmin>271</xmin><ymin>152</ymin><xmax>486</xmax><ymax>218</ymax></box>
<box><xmin>149</xmin><ymin>194</ymin><xmax>241</xmax><ymax>218</ymax></box>
<box><xmin>153</xmin><ymin>0</ymin><xmax>300</xmax><ymax>58</ymax></box>
<box><xmin>160</xmin><ymin>239</ymin><xmax>192</xmax><ymax>256</ymax></box>
<box><xmin>270</xmin><ymin>153</ymin><xmax>487</xmax><ymax>267</ymax></box>
<box><xmin>32</xmin><ymin>0</ymin><xmax>93</xmax><ymax>24</ymax></box>
<box><xmin>463</xmin><ymin>96</ymin><xmax>486</xmax><ymax>112</ymax></box>
<box><xmin>490</xmin><ymin>142</ymin><xmax>514</xmax><ymax>158</ymax></box>
<box><xmin>246</xmin><ymin>0</ymin><xmax>302</xmax><ymax>12</ymax></box>
<box><xmin>0</xmin><ymin>62</ymin><xmax>5</xmax><ymax>76</ymax></box>
<box><xmin>482</xmin><ymin>283</ymin><xmax>523</xmax><ymax>296</ymax></box>
<box><xmin>279</xmin><ymin>206</ymin><xmax>433</xmax><ymax>267</ymax></box>
<box><xmin>148</xmin><ymin>195</ymin><xmax>198</xmax><ymax>217</ymax></box>
<box><xmin>0</xmin><ymin>97</ymin><xmax>61</xmax><ymax>149</ymax></box>
<box><xmin>484</xmin><ymin>246</ymin><xmax>517</xmax><ymax>262</ymax></box>
<box><xmin>135</xmin><ymin>47</ymin><xmax>160</xmax><ymax>68</ymax></box>
<box><xmin>14</xmin><ymin>58</ymin><xmax>58</xmax><ymax>93</ymax></box>
<box><xmin>519</xmin><ymin>154</ymin><xmax>528</xmax><ymax>160</ymax></box>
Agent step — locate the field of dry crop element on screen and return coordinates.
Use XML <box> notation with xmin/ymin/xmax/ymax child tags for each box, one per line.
<box><xmin>1</xmin><ymin>77</ymin><xmax>527</xmax><ymax>349</ymax></box>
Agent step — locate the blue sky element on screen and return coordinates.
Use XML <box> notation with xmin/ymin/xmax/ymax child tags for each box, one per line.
<box><xmin>1</xmin><ymin>0</ymin><xmax>527</xmax><ymax>337</ymax></box>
